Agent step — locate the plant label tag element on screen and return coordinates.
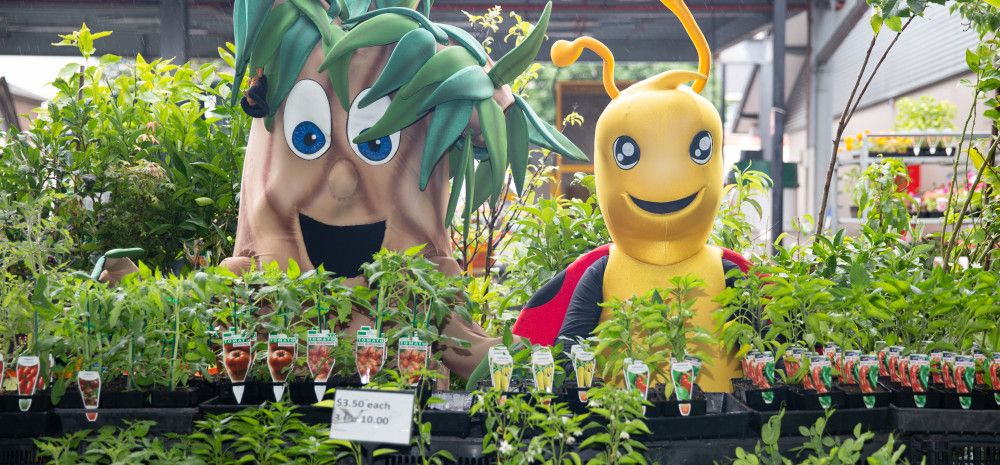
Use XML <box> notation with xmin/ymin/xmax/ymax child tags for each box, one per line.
<box><xmin>330</xmin><ymin>389</ymin><xmax>414</xmax><ymax>446</ymax></box>
<box><xmin>488</xmin><ymin>345</ymin><xmax>513</xmax><ymax>392</ymax></box>
<box><xmin>573</xmin><ymin>348</ymin><xmax>596</xmax><ymax>402</ymax></box>
<box><xmin>16</xmin><ymin>355</ymin><xmax>40</xmax><ymax>412</ymax></box>
<box><xmin>355</xmin><ymin>328</ymin><xmax>387</xmax><ymax>385</ymax></box>
<box><xmin>308</xmin><ymin>330</ymin><xmax>338</xmax><ymax>402</ymax></box>
<box><xmin>398</xmin><ymin>337</ymin><xmax>430</xmax><ymax>386</ymax></box>
<box><xmin>78</xmin><ymin>370</ymin><xmax>101</xmax><ymax>422</ymax></box>
<box><xmin>221</xmin><ymin>330</ymin><xmax>254</xmax><ymax>403</ymax></box>
<box><xmin>531</xmin><ymin>348</ymin><xmax>555</xmax><ymax>393</ymax></box>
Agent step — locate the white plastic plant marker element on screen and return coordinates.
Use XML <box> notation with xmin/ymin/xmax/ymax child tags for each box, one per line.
<box><xmin>78</xmin><ymin>370</ymin><xmax>101</xmax><ymax>422</ymax></box>
<box><xmin>221</xmin><ymin>330</ymin><xmax>254</xmax><ymax>404</ymax></box>
<box><xmin>267</xmin><ymin>334</ymin><xmax>297</xmax><ymax>402</ymax></box>
<box><xmin>307</xmin><ymin>330</ymin><xmax>338</xmax><ymax>402</ymax></box>
<box><xmin>16</xmin><ymin>356</ymin><xmax>40</xmax><ymax>412</ymax></box>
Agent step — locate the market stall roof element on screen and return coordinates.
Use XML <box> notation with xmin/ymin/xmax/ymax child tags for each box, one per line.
<box><xmin>0</xmin><ymin>0</ymin><xmax>806</xmax><ymax>62</ymax></box>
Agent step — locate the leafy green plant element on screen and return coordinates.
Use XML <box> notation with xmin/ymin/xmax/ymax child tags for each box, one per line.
<box><xmin>595</xmin><ymin>277</ymin><xmax>714</xmax><ymax>387</ymax></box>
<box><xmin>712</xmin><ymin>168</ymin><xmax>772</xmax><ymax>256</ymax></box>
<box><xmin>581</xmin><ymin>386</ymin><xmax>651</xmax><ymax>465</ymax></box>
<box><xmin>893</xmin><ymin>96</ymin><xmax>957</xmax><ymax>132</ymax></box>
<box><xmin>0</xmin><ymin>25</ymin><xmax>248</xmax><ymax>271</ymax></box>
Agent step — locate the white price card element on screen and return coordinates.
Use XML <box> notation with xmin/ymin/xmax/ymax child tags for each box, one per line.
<box><xmin>330</xmin><ymin>389</ymin><xmax>414</xmax><ymax>445</ymax></box>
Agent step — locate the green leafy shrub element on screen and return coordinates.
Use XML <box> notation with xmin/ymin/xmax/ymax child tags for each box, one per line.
<box><xmin>0</xmin><ymin>26</ymin><xmax>248</xmax><ymax>271</ymax></box>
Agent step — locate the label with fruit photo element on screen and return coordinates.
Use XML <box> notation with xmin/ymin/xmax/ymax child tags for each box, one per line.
<box><xmin>355</xmin><ymin>327</ymin><xmax>387</xmax><ymax>385</ymax></box>
<box><xmin>78</xmin><ymin>371</ymin><xmax>101</xmax><ymax>422</ymax></box>
<box><xmin>974</xmin><ymin>351</ymin><xmax>987</xmax><ymax>386</ymax></box>
<box><xmin>571</xmin><ymin>346</ymin><xmax>596</xmax><ymax>403</ymax></box>
<box><xmin>742</xmin><ymin>350</ymin><xmax>759</xmax><ymax>380</ymax></box>
<box><xmin>875</xmin><ymin>341</ymin><xmax>888</xmax><ymax>377</ymax></box>
<box><xmin>809</xmin><ymin>355</ymin><xmax>833</xmax><ymax>409</ymax></box>
<box><xmin>221</xmin><ymin>330</ymin><xmax>254</xmax><ymax>383</ymax></box>
<box><xmin>929</xmin><ymin>350</ymin><xmax>943</xmax><ymax>385</ymax></box>
<box><xmin>908</xmin><ymin>354</ymin><xmax>929</xmax><ymax>408</ymax></box>
<box><xmin>307</xmin><ymin>330</ymin><xmax>338</xmax><ymax>402</ymax></box>
<box><xmin>756</xmin><ymin>352</ymin><xmax>776</xmax><ymax>404</ymax></box>
<box><xmin>625</xmin><ymin>360</ymin><xmax>650</xmax><ymax>400</ymax></box>
<box><xmin>670</xmin><ymin>361</ymin><xmax>696</xmax><ymax>416</ymax></box>
<box><xmin>397</xmin><ymin>337</ymin><xmax>430</xmax><ymax>386</ymax></box>
<box><xmin>16</xmin><ymin>355</ymin><xmax>40</xmax><ymax>412</ymax></box>
<box><xmin>857</xmin><ymin>355</ymin><xmax>878</xmax><ymax>408</ymax></box>
<box><xmin>487</xmin><ymin>345</ymin><xmax>513</xmax><ymax>392</ymax></box>
<box><xmin>942</xmin><ymin>352</ymin><xmax>956</xmax><ymax>389</ymax></box>
<box><xmin>896</xmin><ymin>351</ymin><xmax>911</xmax><ymax>388</ymax></box>
<box><xmin>842</xmin><ymin>350</ymin><xmax>860</xmax><ymax>385</ymax></box>
<box><xmin>887</xmin><ymin>346</ymin><xmax>902</xmax><ymax>384</ymax></box>
<box><xmin>784</xmin><ymin>348</ymin><xmax>802</xmax><ymax>380</ymax></box>
<box><xmin>531</xmin><ymin>348</ymin><xmax>555</xmax><ymax>393</ymax></box>
<box><xmin>991</xmin><ymin>353</ymin><xmax>1000</xmax><ymax>407</ymax></box>
<box><xmin>268</xmin><ymin>334</ymin><xmax>297</xmax><ymax>401</ymax></box>
<box><xmin>955</xmin><ymin>355</ymin><xmax>975</xmax><ymax>410</ymax></box>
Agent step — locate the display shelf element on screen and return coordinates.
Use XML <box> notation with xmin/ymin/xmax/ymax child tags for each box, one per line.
<box><xmin>831</xmin><ymin>130</ymin><xmax>993</xmax><ymax>231</ymax></box>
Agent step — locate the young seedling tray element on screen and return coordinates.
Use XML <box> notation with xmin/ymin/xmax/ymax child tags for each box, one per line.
<box><xmin>644</xmin><ymin>393</ymin><xmax>752</xmax><ymax>440</ymax></box>
<box><xmin>55</xmin><ymin>407</ymin><xmax>199</xmax><ymax>434</ymax></box>
<box><xmin>888</xmin><ymin>385</ymin><xmax>942</xmax><ymax>409</ymax></box>
<box><xmin>935</xmin><ymin>388</ymin><xmax>999</xmax><ymax>411</ymax></box>
<box><xmin>786</xmin><ymin>385</ymin><xmax>846</xmax><ymax>411</ymax></box>
<box><xmin>149</xmin><ymin>388</ymin><xmax>201</xmax><ymax>408</ymax></box>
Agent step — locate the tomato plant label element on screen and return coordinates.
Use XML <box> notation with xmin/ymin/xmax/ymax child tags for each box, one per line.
<box><xmin>16</xmin><ymin>355</ymin><xmax>40</xmax><ymax>412</ymax></box>
<box><xmin>221</xmin><ymin>330</ymin><xmax>254</xmax><ymax>403</ymax></box>
<box><xmin>78</xmin><ymin>370</ymin><xmax>101</xmax><ymax>422</ymax></box>
<box><xmin>397</xmin><ymin>337</ymin><xmax>429</xmax><ymax>386</ymax></box>
<box><xmin>355</xmin><ymin>327</ymin><xmax>387</xmax><ymax>385</ymax></box>
<box><xmin>268</xmin><ymin>333</ymin><xmax>297</xmax><ymax>401</ymax></box>
<box><xmin>330</xmin><ymin>389</ymin><xmax>415</xmax><ymax>446</ymax></box>
<box><xmin>307</xmin><ymin>330</ymin><xmax>338</xmax><ymax>402</ymax></box>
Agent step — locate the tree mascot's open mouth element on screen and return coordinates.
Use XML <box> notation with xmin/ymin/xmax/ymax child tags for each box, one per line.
<box><xmin>299</xmin><ymin>213</ymin><xmax>386</xmax><ymax>278</ymax></box>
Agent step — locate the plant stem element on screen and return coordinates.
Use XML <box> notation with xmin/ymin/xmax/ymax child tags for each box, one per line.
<box><xmin>815</xmin><ymin>20</ymin><xmax>912</xmax><ymax>235</ymax></box>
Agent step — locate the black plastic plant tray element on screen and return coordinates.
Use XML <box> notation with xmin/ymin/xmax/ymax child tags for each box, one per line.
<box><xmin>644</xmin><ymin>393</ymin><xmax>752</xmax><ymax>440</ymax></box>
<box><xmin>55</xmin><ymin>408</ymin><xmax>198</xmax><ymax>434</ymax></box>
<box><xmin>0</xmin><ymin>412</ymin><xmax>57</xmax><ymax>438</ymax></box>
<box><xmin>0</xmin><ymin>438</ymin><xmax>41</xmax><ymax>465</ymax></box>
<box><xmin>892</xmin><ymin>406</ymin><xmax>1000</xmax><ymax>434</ymax></box>
<box><xmin>756</xmin><ymin>407</ymin><xmax>890</xmax><ymax>436</ymax></box>
<box><xmin>199</xmin><ymin>395</ymin><xmax>267</xmax><ymax>416</ymax></box>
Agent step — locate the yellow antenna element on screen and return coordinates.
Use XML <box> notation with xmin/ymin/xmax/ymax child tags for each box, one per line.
<box><xmin>660</xmin><ymin>0</ymin><xmax>710</xmax><ymax>94</ymax></box>
<box><xmin>551</xmin><ymin>37</ymin><xmax>620</xmax><ymax>99</ymax></box>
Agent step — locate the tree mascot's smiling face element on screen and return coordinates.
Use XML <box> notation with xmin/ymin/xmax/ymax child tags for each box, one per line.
<box><xmin>227</xmin><ymin>0</ymin><xmax>583</xmax><ymax>277</ymax></box>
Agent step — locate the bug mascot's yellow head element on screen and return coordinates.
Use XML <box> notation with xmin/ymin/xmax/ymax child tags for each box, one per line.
<box><xmin>551</xmin><ymin>0</ymin><xmax>722</xmax><ymax>266</ymax></box>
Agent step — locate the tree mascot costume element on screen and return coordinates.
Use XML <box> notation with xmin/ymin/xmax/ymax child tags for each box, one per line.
<box><xmin>511</xmin><ymin>0</ymin><xmax>751</xmax><ymax>392</ymax></box>
<box><xmin>224</xmin><ymin>0</ymin><xmax>586</xmax><ymax>378</ymax></box>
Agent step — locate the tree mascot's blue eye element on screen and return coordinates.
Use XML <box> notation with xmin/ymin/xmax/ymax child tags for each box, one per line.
<box><xmin>292</xmin><ymin>121</ymin><xmax>327</xmax><ymax>156</ymax></box>
<box><xmin>355</xmin><ymin>130</ymin><xmax>393</xmax><ymax>162</ymax></box>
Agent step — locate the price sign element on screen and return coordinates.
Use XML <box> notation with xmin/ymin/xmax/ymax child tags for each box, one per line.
<box><xmin>330</xmin><ymin>389</ymin><xmax>414</xmax><ymax>445</ymax></box>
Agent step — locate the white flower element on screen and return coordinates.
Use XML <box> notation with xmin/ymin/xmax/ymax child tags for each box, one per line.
<box><xmin>566</xmin><ymin>436</ymin><xmax>576</xmax><ymax>445</ymax></box>
<box><xmin>572</xmin><ymin>430</ymin><xmax>583</xmax><ymax>437</ymax></box>
<box><xmin>562</xmin><ymin>416</ymin><xmax>569</xmax><ymax>424</ymax></box>
<box><xmin>620</xmin><ymin>431</ymin><xmax>630</xmax><ymax>440</ymax></box>
<box><xmin>499</xmin><ymin>441</ymin><xmax>514</xmax><ymax>455</ymax></box>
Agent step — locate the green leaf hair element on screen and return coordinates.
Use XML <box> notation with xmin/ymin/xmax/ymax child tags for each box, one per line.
<box><xmin>233</xmin><ymin>0</ymin><xmax>586</xmax><ymax>226</ymax></box>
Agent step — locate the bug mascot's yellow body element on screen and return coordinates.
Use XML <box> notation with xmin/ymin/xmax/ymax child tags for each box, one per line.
<box><xmin>512</xmin><ymin>0</ymin><xmax>745</xmax><ymax>392</ymax></box>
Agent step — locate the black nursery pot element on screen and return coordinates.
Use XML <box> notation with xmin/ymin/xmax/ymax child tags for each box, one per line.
<box><xmin>646</xmin><ymin>384</ymin><xmax>707</xmax><ymax>417</ymax></box>
<box><xmin>732</xmin><ymin>378</ymin><xmax>788</xmax><ymax>412</ymax></box>
<box><xmin>0</xmin><ymin>411</ymin><xmax>57</xmax><ymax>437</ymax></box>
<box><xmin>787</xmin><ymin>384</ymin><xmax>846</xmax><ymax>410</ymax></box>
<box><xmin>561</xmin><ymin>379</ymin><xmax>604</xmax><ymax>414</ymax></box>
<box><xmin>214</xmin><ymin>380</ymin><xmax>267</xmax><ymax>405</ymax></box>
<box><xmin>840</xmin><ymin>384</ymin><xmax>891</xmax><ymax>409</ymax></box>
<box><xmin>888</xmin><ymin>384</ymin><xmax>941</xmax><ymax>409</ymax></box>
<box><xmin>936</xmin><ymin>387</ymin><xmax>999</xmax><ymax>410</ymax></box>
<box><xmin>1</xmin><ymin>390</ymin><xmax>53</xmax><ymax>412</ymax></box>
<box><xmin>101</xmin><ymin>390</ymin><xmax>145</xmax><ymax>409</ymax></box>
<box><xmin>149</xmin><ymin>388</ymin><xmax>200</xmax><ymax>408</ymax></box>
<box><xmin>423</xmin><ymin>390</ymin><xmax>474</xmax><ymax>438</ymax></box>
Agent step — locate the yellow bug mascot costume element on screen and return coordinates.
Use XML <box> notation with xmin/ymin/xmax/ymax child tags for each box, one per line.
<box><xmin>512</xmin><ymin>0</ymin><xmax>750</xmax><ymax>392</ymax></box>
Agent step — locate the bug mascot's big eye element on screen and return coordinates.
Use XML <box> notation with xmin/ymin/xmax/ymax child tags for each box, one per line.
<box><xmin>282</xmin><ymin>80</ymin><xmax>332</xmax><ymax>160</ymax></box>
<box><xmin>347</xmin><ymin>88</ymin><xmax>400</xmax><ymax>165</ymax></box>
<box><xmin>613</xmin><ymin>135</ymin><xmax>640</xmax><ymax>170</ymax></box>
<box><xmin>689</xmin><ymin>130</ymin><xmax>713</xmax><ymax>165</ymax></box>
